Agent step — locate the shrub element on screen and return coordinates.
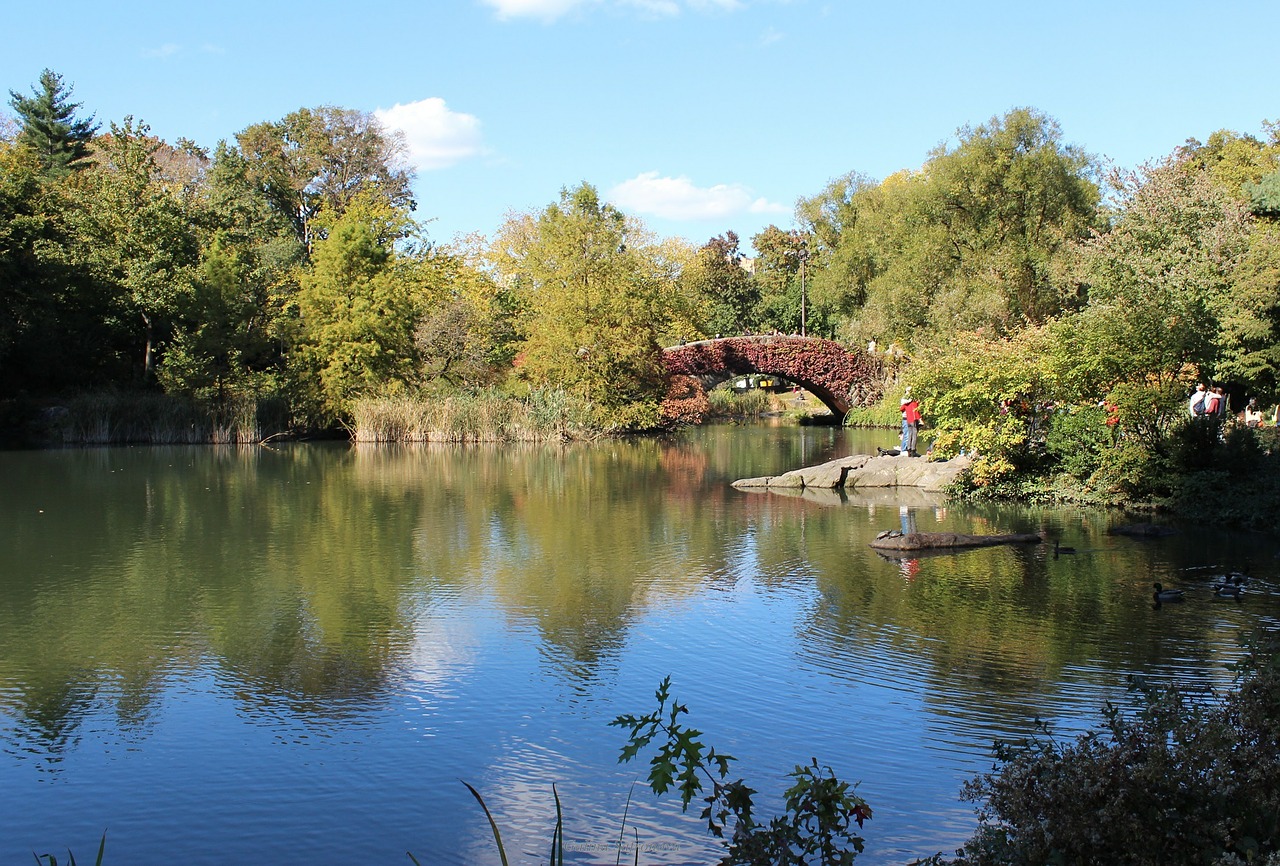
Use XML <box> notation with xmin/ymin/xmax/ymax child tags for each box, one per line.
<box><xmin>1044</xmin><ymin>404</ymin><xmax>1112</xmax><ymax>479</ymax></box>
<box><xmin>945</xmin><ymin>635</ymin><xmax>1280</xmax><ymax>866</ymax></box>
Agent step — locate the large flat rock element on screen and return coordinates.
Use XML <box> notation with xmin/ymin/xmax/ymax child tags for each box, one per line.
<box><xmin>732</xmin><ymin>453</ymin><xmax>971</xmax><ymax>492</ymax></box>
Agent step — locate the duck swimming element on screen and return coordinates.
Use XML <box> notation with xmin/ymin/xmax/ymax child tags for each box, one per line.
<box><xmin>1054</xmin><ymin>540</ymin><xmax>1076</xmax><ymax>558</ymax></box>
<box><xmin>1213</xmin><ymin>575</ymin><xmax>1246</xmax><ymax>598</ymax></box>
<box><xmin>1153</xmin><ymin>582</ymin><xmax>1186</xmax><ymax>602</ymax></box>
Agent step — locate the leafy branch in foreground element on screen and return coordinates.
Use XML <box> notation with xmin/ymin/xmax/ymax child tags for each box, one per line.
<box><xmin>610</xmin><ymin>676</ymin><xmax>872</xmax><ymax>865</ymax></box>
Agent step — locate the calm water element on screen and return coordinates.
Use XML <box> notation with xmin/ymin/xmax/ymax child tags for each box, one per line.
<box><xmin>3</xmin><ymin>425</ymin><xmax>1278</xmax><ymax>865</ymax></box>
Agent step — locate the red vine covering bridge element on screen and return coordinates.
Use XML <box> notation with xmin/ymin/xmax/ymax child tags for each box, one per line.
<box><xmin>660</xmin><ymin>335</ymin><xmax>884</xmax><ymax>424</ymax></box>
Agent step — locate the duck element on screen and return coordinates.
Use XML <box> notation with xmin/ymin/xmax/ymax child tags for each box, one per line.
<box><xmin>1153</xmin><ymin>582</ymin><xmax>1186</xmax><ymax>603</ymax></box>
<box><xmin>1053</xmin><ymin>540</ymin><xmax>1076</xmax><ymax>558</ymax></box>
<box><xmin>1212</xmin><ymin>575</ymin><xmax>1246</xmax><ymax>598</ymax></box>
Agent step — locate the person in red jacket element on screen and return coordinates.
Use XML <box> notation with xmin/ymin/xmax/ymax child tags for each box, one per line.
<box><xmin>900</xmin><ymin>394</ymin><xmax>922</xmax><ymax>456</ymax></box>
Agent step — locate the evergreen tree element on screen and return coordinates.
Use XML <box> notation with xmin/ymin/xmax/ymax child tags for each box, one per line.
<box><xmin>7</xmin><ymin>69</ymin><xmax>99</xmax><ymax>178</ymax></box>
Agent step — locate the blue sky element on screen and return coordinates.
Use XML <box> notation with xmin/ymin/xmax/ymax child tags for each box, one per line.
<box><xmin>4</xmin><ymin>0</ymin><xmax>1277</xmax><ymax>251</ymax></box>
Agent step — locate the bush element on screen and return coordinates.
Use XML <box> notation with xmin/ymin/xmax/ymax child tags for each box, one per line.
<box><xmin>944</xmin><ymin>635</ymin><xmax>1280</xmax><ymax>866</ymax></box>
<box><xmin>1044</xmin><ymin>404</ymin><xmax>1112</xmax><ymax>479</ymax></box>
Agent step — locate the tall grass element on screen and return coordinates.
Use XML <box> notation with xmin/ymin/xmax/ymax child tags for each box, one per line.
<box><xmin>350</xmin><ymin>389</ymin><xmax>598</xmax><ymax>443</ymax></box>
<box><xmin>46</xmin><ymin>391</ymin><xmax>278</xmax><ymax>445</ymax></box>
<box><xmin>706</xmin><ymin>387</ymin><xmax>772</xmax><ymax>418</ymax></box>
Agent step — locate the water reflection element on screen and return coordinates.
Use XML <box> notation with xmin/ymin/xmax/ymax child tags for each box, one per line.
<box><xmin>1</xmin><ymin>430</ymin><xmax>1277</xmax><ymax>864</ymax></box>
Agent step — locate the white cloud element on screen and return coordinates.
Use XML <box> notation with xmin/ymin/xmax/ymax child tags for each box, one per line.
<box><xmin>143</xmin><ymin>43</ymin><xmax>181</xmax><ymax>59</ymax></box>
<box><xmin>481</xmin><ymin>0</ymin><xmax>593</xmax><ymax>21</ymax></box>
<box><xmin>374</xmin><ymin>98</ymin><xmax>485</xmax><ymax>171</ymax></box>
<box><xmin>481</xmin><ymin>0</ymin><xmax>740</xmax><ymax>21</ymax></box>
<box><xmin>609</xmin><ymin>171</ymin><xmax>788</xmax><ymax>221</ymax></box>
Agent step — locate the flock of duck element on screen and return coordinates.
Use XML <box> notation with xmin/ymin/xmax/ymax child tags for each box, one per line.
<box><xmin>1153</xmin><ymin>573</ymin><xmax>1250</xmax><ymax>605</ymax></box>
<box><xmin>1052</xmin><ymin>539</ymin><xmax>1254</xmax><ymax>606</ymax></box>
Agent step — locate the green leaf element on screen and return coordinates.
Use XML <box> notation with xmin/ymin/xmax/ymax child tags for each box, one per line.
<box><xmin>461</xmin><ymin>779</ymin><xmax>510</xmax><ymax>866</ymax></box>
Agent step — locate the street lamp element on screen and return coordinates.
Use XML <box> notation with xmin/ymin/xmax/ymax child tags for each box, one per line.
<box><xmin>789</xmin><ymin>231</ymin><xmax>810</xmax><ymax>338</ymax></box>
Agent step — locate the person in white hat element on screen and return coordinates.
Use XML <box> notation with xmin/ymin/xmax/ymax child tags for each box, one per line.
<box><xmin>900</xmin><ymin>393</ymin><xmax>921</xmax><ymax>456</ymax></box>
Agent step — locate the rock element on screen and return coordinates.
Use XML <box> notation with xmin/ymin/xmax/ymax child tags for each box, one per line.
<box><xmin>732</xmin><ymin>453</ymin><xmax>971</xmax><ymax>493</ymax></box>
<box><xmin>869</xmin><ymin>531</ymin><xmax>1044</xmax><ymax>551</ymax></box>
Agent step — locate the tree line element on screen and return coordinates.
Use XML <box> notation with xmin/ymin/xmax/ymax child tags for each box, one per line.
<box><xmin>3</xmin><ymin>71</ymin><xmax>1279</xmax><ymax>455</ymax></box>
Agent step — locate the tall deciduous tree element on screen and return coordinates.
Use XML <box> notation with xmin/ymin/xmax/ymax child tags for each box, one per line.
<box><xmin>7</xmin><ymin>69</ymin><xmax>98</xmax><ymax>178</ymax></box>
<box><xmin>286</xmin><ymin>194</ymin><xmax>426</xmax><ymax>422</ymax></box>
<box><xmin>800</xmin><ymin>108</ymin><xmax>1100</xmax><ymax>346</ymax></box>
<box><xmin>490</xmin><ymin>182</ymin><xmax>675</xmax><ymax>428</ymax></box>
<box><xmin>679</xmin><ymin>231</ymin><xmax>759</xmax><ymax>338</ymax></box>
<box><xmin>68</xmin><ymin>118</ymin><xmax>203</xmax><ymax>379</ymax></box>
<box><xmin>1063</xmin><ymin>155</ymin><xmax>1254</xmax><ymax>393</ymax></box>
<box><xmin>235</xmin><ymin>106</ymin><xmax>415</xmax><ymax>252</ymax></box>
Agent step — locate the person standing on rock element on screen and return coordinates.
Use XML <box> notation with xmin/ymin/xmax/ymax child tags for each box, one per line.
<box><xmin>900</xmin><ymin>393</ymin><xmax>922</xmax><ymax>457</ymax></box>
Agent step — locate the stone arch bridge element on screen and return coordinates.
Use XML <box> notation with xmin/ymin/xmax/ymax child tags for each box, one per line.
<box><xmin>661</xmin><ymin>335</ymin><xmax>884</xmax><ymax>424</ymax></box>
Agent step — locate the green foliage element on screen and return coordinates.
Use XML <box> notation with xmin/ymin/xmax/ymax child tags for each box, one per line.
<box><xmin>1244</xmin><ymin>170</ymin><xmax>1280</xmax><ymax>217</ymax></box>
<box><xmin>233</xmin><ymin>105</ymin><xmax>415</xmax><ymax>250</ymax></box>
<box><xmin>67</xmin><ymin>117</ymin><xmax>203</xmax><ymax>379</ymax></box>
<box><xmin>1067</xmin><ymin>155</ymin><xmax>1254</xmax><ymax>393</ymax></box>
<box><xmin>490</xmin><ymin>182</ymin><xmax>676</xmax><ymax>429</ymax></box>
<box><xmin>949</xmin><ymin>636</ymin><xmax>1280</xmax><ymax>866</ymax></box>
<box><xmin>611</xmin><ymin>676</ymin><xmax>871</xmax><ymax>865</ymax></box>
<box><xmin>908</xmin><ymin>326</ymin><xmax>1059</xmax><ymax>484</ymax></box>
<box><xmin>1043</xmin><ymin>404</ymin><xmax>1112</xmax><ymax>479</ymax></box>
<box><xmin>681</xmin><ymin>232</ymin><xmax>760</xmax><ymax>337</ymax></box>
<box><xmin>750</xmin><ymin>226</ymin><xmax>831</xmax><ymax>337</ymax></box>
<box><xmin>285</xmin><ymin>194</ymin><xmax>426</xmax><ymax>424</ymax></box>
<box><xmin>7</xmin><ymin>69</ymin><xmax>98</xmax><ymax>178</ymax></box>
<box><xmin>707</xmin><ymin>386</ymin><xmax>771</xmax><ymax>418</ymax></box>
<box><xmin>799</xmin><ymin>108</ymin><xmax>1100</xmax><ymax>347</ymax></box>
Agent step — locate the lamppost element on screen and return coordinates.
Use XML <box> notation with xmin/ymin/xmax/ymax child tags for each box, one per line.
<box><xmin>789</xmin><ymin>231</ymin><xmax>810</xmax><ymax>337</ymax></box>
<box><xmin>800</xmin><ymin>238</ymin><xmax>808</xmax><ymax>338</ymax></box>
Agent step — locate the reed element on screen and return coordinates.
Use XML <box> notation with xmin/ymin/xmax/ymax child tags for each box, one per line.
<box><xmin>51</xmin><ymin>391</ymin><xmax>280</xmax><ymax>445</ymax></box>
<box><xmin>707</xmin><ymin>387</ymin><xmax>771</xmax><ymax>417</ymax></box>
<box><xmin>33</xmin><ymin>830</ymin><xmax>106</xmax><ymax>866</ymax></box>
<box><xmin>350</xmin><ymin>389</ymin><xmax>598</xmax><ymax>443</ymax></box>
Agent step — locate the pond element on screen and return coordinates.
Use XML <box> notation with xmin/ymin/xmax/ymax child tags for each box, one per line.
<box><xmin>2</xmin><ymin>425</ymin><xmax>1278</xmax><ymax>865</ymax></box>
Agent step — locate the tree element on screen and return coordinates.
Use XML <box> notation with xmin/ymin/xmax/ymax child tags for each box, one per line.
<box><xmin>751</xmin><ymin>225</ymin><xmax>832</xmax><ymax>337</ymax></box>
<box><xmin>795</xmin><ymin>171</ymin><xmax>882</xmax><ymax>328</ymax></box>
<box><xmin>157</xmin><ymin>232</ymin><xmax>282</xmax><ymax>403</ymax></box>
<box><xmin>802</xmin><ymin>109</ymin><xmax>1100</xmax><ymax>347</ymax></box>
<box><xmin>0</xmin><ymin>140</ymin><xmax>118</xmax><ymax>392</ymax></box>
<box><xmin>7</xmin><ymin>69</ymin><xmax>98</xmax><ymax>178</ymax></box>
<box><xmin>67</xmin><ymin>118</ymin><xmax>203</xmax><ymax>379</ymax></box>
<box><xmin>679</xmin><ymin>231</ymin><xmax>759</xmax><ymax>337</ymax></box>
<box><xmin>412</xmin><ymin>249</ymin><xmax>516</xmax><ymax>390</ymax></box>
<box><xmin>286</xmin><ymin>194</ymin><xmax>426</xmax><ymax>423</ymax></box>
<box><xmin>1065</xmin><ymin>155</ymin><xmax>1254</xmax><ymax>393</ymax></box>
<box><xmin>490</xmin><ymin>182</ymin><xmax>677</xmax><ymax>429</ymax></box>
<box><xmin>235</xmin><ymin>106</ymin><xmax>415</xmax><ymax>251</ymax></box>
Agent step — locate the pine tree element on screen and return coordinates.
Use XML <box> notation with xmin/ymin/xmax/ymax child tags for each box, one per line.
<box><xmin>8</xmin><ymin>69</ymin><xmax>99</xmax><ymax>177</ymax></box>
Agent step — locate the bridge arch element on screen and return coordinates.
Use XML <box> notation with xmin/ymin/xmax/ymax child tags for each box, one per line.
<box><xmin>660</xmin><ymin>336</ymin><xmax>883</xmax><ymax>423</ymax></box>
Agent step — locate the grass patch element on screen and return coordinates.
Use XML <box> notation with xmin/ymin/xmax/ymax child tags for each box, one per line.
<box><xmin>25</xmin><ymin>391</ymin><xmax>284</xmax><ymax>446</ymax></box>
<box><xmin>349</xmin><ymin>388</ymin><xmax>599</xmax><ymax>443</ymax></box>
